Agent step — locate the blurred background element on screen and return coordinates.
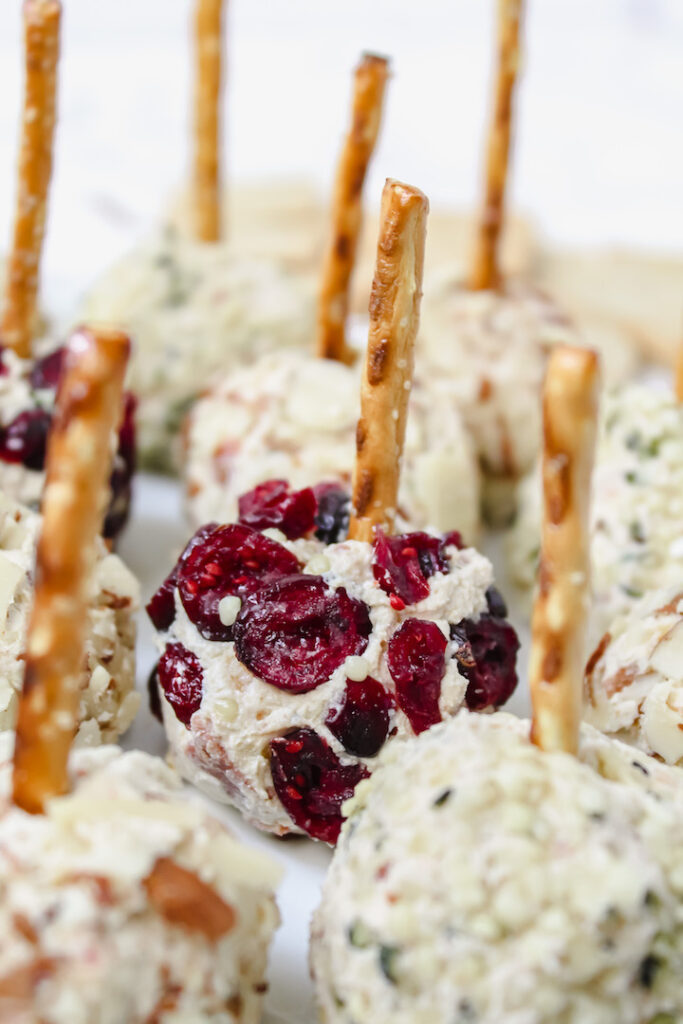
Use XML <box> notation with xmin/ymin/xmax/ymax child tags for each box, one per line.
<box><xmin>0</xmin><ymin>0</ymin><xmax>681</xmax><ymax>296</ymax></box>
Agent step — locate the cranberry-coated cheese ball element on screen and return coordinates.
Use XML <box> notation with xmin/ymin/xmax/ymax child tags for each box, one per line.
<box><xmin>148</xmin><ymin>480</ymin><xmax>519</xmax><ymax>843</ymax></box>
<box><xmin>0</xmin><ymin>343</ymin><xmax>135</xmax><ymax>540</ymax></box>
<box><xmin>585</xmin><ymin>586</ymin><xmax>683</xmax><ymax>766</ymax></box>
<box><xmin>184</xmin><ymin>351</ymin><xmax>482</xmax><ymax>543</ymax></box>
<box><xmin>312</xmin><ymin>712</ymin><xmax>683</xmax><ymax>1024</ymax></box>
<box><xmin>0</xmin><ymin>733</ymin><xmax>281</xmax><ymax>1023</ymax></box>
<box><xmin>0</xmin><ymin>492</ymin><xmax>139</xmax><ymax>742</ymax></box>
<box><xmin>81</xmin><ymin>227</ymin><xmax>314</xmax><ymax>473</ymax></box>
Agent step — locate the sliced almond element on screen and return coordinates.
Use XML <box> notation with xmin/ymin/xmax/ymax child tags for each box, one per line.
<box><xmin>144</xmin><ymin>856</ymin><xmax>236</xmax><ymax>942</ymax></box>
<box><xmin>650</xmin><ymin>619</ymin><xmax>683</xmax><ymax>680</ymax></box>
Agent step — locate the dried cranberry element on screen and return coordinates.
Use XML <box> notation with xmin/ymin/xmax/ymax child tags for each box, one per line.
<box><xmin>178</xmin><ymin>524</ymin><xmax>300</xmax><ymax>641</ymax></box>
<box><xmin>325</xmin><ymin>677</ymin><xmax>393</xmax><ymax>757</ymax></box>
<box><xmin>146</xmin><ymin>523</ymin><xmax>218</xmax><ymax>632</ymax></box>
<box><xmin>451</xmin><ymin>615</ymin><xmax>519</xmax><ymax>710</ymax></box>
<box><xmin>485</xmin><ymin>586</ymin><xmax>508</xmax><ymax>618</ymax></box>
<box><xmin>373</xmin><ymin>530</ymin><xmax>454</xmax><ymax>606</ymax></box>
<box><xmin>102</xmin><ymin>392</ymin><xmax>137</xmax><ymax>540</ymax></box>
<box><xmin>0</xmin><ymin>348</ymin><xmax>8</xmax><ymax>376</ymax></box>
<box><xmin>0</xmin><ymin>409</ymin><xmax>51</xmax><ymax>470</ymax></box>
<box><xmin>29</xmin><ymin>346</ymin><xmax>65</xmax><ymax>390</ymax></box>
<box><xmin>237</xmin><ymin>479</ymin><xmax>316</xmax><ymax>539</ymax></box>
<box><xmin>270</xmin><ymin>728</ymin><xmax>369</xmax><ymax>843</ymax></box>
<box><xmin>313</xmin><ymin>483</ymin><xmax>350</xmax><ymax>544</ymax></box>
<box><xmin>387</xmin><ymin>619</ymin><xmax>447</xmax><ymax>734</ymax></box>
<box><xmin>234</xmin><ymin>575</ymin><xmax>372</xmax><ymax>693</ymax></box>
<box><xmin>147</xmin><ymin>663</ymin><xmax>162</xmax><ymax>723</ymax></box>
<box><xmin>157</xmin><ymin>643</ymin><xmax>204</xmax><ymax>726</ymax></box>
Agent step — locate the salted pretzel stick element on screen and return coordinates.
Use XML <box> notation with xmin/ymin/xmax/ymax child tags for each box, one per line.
<box><xmin>1</xmin><ymin>0</ymin><xmax>61</xmax><ymax>358</ymax></box>
<box><xmin>315</xmin><ymin>54</ymin><xmax>390</xmax><ymax>364</ymax></box>
<box><xmin>529</xmin><ymin>346</ymin><xmax>599</xmax><ymax>755</ymax></box>
<box><xmin>192</xmin><ymin>0</ymin><xmax>225</xmax><ymax>241</ymax></box>
<box><xmin>12</xmin><ymin>327</ymin><xmax>130</xmax><ymax>814</ymax></box>
<box><xmin>347</xmin><ymin>179</ymin><xmax>428</xmax><ymax>542</ymax></box>
<box><xmin>468</xmin><ymin>0</ymin><xmax>523</xmax><ymax>292</ymax></box>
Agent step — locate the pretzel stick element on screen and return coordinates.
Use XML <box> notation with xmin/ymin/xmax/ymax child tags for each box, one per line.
<box><xmin>1</xmin><ymin>0</ymin><xmax>61</xmax><ymax>358</ymax></box>
<box><xmin>315</xmin><ymin>54</ymin><xmax>390</xmax><ymax>364</ymax></box>
<box><xmin>192</xmin><ymin>0</ymin><xmax>224</xmax><ymax>242</ymax></box>
<box><xmin>468</xmin><ymin>0</ymin><xmax>523</xmax><ymax>291</ymax></box>
<box><xmin>12</xmin><ymin>327</ymin><xmax>130</xmax><ymax>814</ymax></box>
<box><xmin>529</xmin><ymin>345</ymin><xmax>599</xmax><ymax>755</ymax></box>
<box><xmin>347</xmin><ymin>179</ymin><xmax>428</xmax><ymax>542</ymax></box>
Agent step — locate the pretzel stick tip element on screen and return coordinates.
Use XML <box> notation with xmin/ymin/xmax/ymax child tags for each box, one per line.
<box><xmin>468</xmin><ymin>0</ymin><xmax>524</xmax><ymax>292</ymax></box>
<box><xmin>12</xmin><ymin>326</ymin><xmax>130</xmax><ymax>814</ymax></box>
<box><xmin>529</xmin><ymin>344</ymin><xmax>600</xmax><ymax>755</ymax></box>
<box><xmin>315</xmin><ymin>52</ymin><xmax>390</xmax><ymax>364</ymax></box>
<box><xmin>1</xmin><ymin>0</ymin><xmax>61</xmax><ymax>359</ymax></box>
<box><xmin>347</xmin><ymin>179</ymin><xmax>428</xmax><ymax>543</ymax></box>
<box><xmin>192</xmin><ymin>0</ymin><xmax>225</xmax><ymax>242</ymax></box>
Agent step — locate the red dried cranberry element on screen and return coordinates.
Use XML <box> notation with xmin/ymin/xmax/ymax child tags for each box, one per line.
<box><xmin>237</xmin><ymin>479</ymin><xmax>317</xmax><ymax>540</ymax></box>
<box><xmin>102</xmin><ymin>393</ymin><xmax>136</xmax><ymax>540</ymax></box>
<box><xmin>387</xmin><ymin>619</ymin><xmax>447</xmax><ymax>734</ymax></box>
<box><xmin>178</xmin><ymin>523</ymin><xmax>300</xmax><ymax>641</ymax></box>
<box><xmin>373</xmin><ymin>530</ymin><xmax>454</xmax><ymax>606</ymax></box>
<box><xmin>443</xmin><ymin>530</ymin><xmax>464</xmax><ymax>551</ymax></box>
<box><xmin>313</xmin><ymin>483</ymin><xmax>350</xmax><ymax>544</ymax></box>
<box><xmin>147</xmin><ymin>663</ymin><xmax>162</xmax><ymax>723</ymax></box>
<box><xmin>29</xmin><ymin>346</ymin><xmax>65</xmax><ymax>390</ymax></box>
<box><xmin>146</xmin><ymin>523</ymin><xmax>218</xmax><ymax>631</ymax></box>
<box><xmin>451</xmin><ymin>615</ymin><xmax>519</xmax><ymax>710</ymax></box>
<box><xmin>157</xmin><ymin>643</ymin><xmax>204</xmax><ymax>726</ymax></box>
<box><xmin>270</xmin><ymin>728</ymin><xmax>369</xmax><ymax>843</ymax></box>
<box><xmin>234</xmin><ymin>575</ymin><xmax>371</xmax><ymax>693</ymax></box>
<box><xmin>485</xmin><ymin>586</ymin><xmax>508</xmax><ymax>618</ymax></box>
<box><xmin>325</xmin><ymin>677</ymin><xmax>393</xmax><ymax>757</ymax></box>
<box><xmin>0</xmin><ymin>409</ymin><xmax>52</xmax><ymax>470</ymax></box>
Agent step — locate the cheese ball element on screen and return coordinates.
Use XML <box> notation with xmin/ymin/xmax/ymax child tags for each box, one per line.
<box><xmin>0</xmin><ymin>492</ymin><xmax>139</xmax><ymax>743</ymax></box>
<box><xmin>585</xmin><ymin>586</ymin><xmax>683</xmax><ymax>766</ymax></box>
<box><xmin>312</xmin><ymin>711</ymin><xmax>683</xmax><ymax>1024</ymax></box>
<box><xmin>0</xmin><ymin>344</ymin><xmax>135</xmax><ymax>541</ymax></box>
<box><xmin>183</xmin><ymin>351</ymin><xmax>482</xmax><ymax>544</ymax></box>
<box><xmin>147</xmin><ymin>480</ymin><xmax>519</xmax><ymax>842</ymax></box>
<box><xmin>80</xmin><ymin>227</ymin><xmax>314</xmax><ymax>473</ymax></box>
<box><xmin>507</xmin><ymin>386</ymin><xmax>683</xmax><ymax>640</ymax></box>
<box><xmin>0</xmin><ymin>733</ymin><xmax>281</xmax><ymax>1023</ymax></box>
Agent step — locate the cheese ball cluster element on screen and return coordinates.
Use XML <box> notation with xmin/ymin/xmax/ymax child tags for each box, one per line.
<box><xmin>81</xmin><ymin>227</ymin><xmax>314</xmax><ymax>473</ymax></box>
<box><xmin>0</xmin><ymin>492</ymin><xmax>139</xmax><ymax>742</ymax></box>
<box><xmin>148</xmin><ymin>480</ymin><xmax>519</xmax><ymax>842</ymax></box>
<box><xmin>0</xmin><ymin>344</ymin><xmax>135</xmax><ymax>540</ymax></box>
<box><xmin>184</xmin><ymin>351</ymin><xmax>481</xmax><ymax>542</ymax></box>
<box><xmin>585</xmin><ymin>586</ymin><xmax>683</xmax><ymax>766</ymax></box>
<box><xmin>312</xmin><ymin>712</ymin><xmax>683</xmax><ymax>1024</ymax></box>
<box><xmin>507</xmin><ymin>386</ymin><xmax>683</xmax><ymax>640</ymax></box>
<box><xmin>0</xmin><ymin>733</ymin><xmax>281</xmax><ymax>1023</ymax></box>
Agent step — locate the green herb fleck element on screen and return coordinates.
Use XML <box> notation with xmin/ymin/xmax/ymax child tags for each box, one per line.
<box><xmin>620</xmin><ymin>584</ymin><xmax>644</xmax><ymax>599</ymax></box>
<box><xmin>625</xmin><ymin>470</ymin><xmax>638</xmax><ymax>484</ymax></box>
<box><xmin>433</xmin><ymin>788</ymin><xmax>453</xmax><ymax>807</ymax></box>
<box><xmin>644</xmin><ymin>889</ymin><xmax>660</xmax><ymax>909</ymax></box>
<box><xmin>629</xmin><ymin>521</ymin><xmax>646</xmax><ymax>544</ymax></box>
<box><xmin>638</xmin><ymin>954</ymin><xmax>662</xmax><ymax>989</ymax></box>
<box><xmin>379</xmin><ymin>945</ymin><xmax>400</xmax><ymax>984</ymax></box>
<box><xmin>348</xmin><ymin>920</ymin><xmax>373</xmax><ymax>949</ymax></box>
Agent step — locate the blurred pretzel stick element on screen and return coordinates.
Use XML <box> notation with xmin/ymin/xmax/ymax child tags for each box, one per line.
<box><xmin>192</xmin><ymin>0</ymin><xmax>225</xmax><ymax>241</ymax></box>
<box><xmin>316</xmin><ymin>53</ymin><xmax>390</xmax><ymax>364</ymax></box>
<box><xmin>1</xmin><ymin>0</ymin><xmax>61</xmax><ymax>358</ymax></box>
<box><xmin>12</xmin><ymin>327</ymin><xmax>130</xmax><ymax>814</ymax></box>
<box><xmin>348</xmin><ymin>179</ymin><xmax>428</xmax><ymax>542</ymax></box>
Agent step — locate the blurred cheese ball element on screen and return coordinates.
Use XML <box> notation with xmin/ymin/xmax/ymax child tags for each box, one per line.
<box><xmin>184</xmin><ymin>351</ymin><xmax>482</xmax><ymax>545</ymax></box>
<box><xmin>0</xmin><ymin>492</ymin><xmax>139</xmax><ymax>743</ymax></box>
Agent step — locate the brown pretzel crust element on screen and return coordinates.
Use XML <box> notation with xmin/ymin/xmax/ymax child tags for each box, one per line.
<box><xmin>12</xmin><ymin>327</ymin><xmax>130</xmax><ymax>814</ymax></box>
<box><xmin>529</xmin><ymin>345</ymin><xmax>599</xmax><ymax>755</ymax></box>
<box><xmin>1</xmin><ymin>0</ymin><xmax>61</xmax><ymax>358</ymax></box>
<box><xmin>192</xmin><ymin>0</ymin><xmax>224</xmax><ymax>242</ymax></box>
<box><xmin>347</xmin><ymin>179</ymin><xmax>428</xmax><ymax>542</ymax></box>
<box><xmin>315</xmin><ymin>53</ymin><xmax>390</xmax><ymax>364</ymax></box>
<box><xmin>468</xmin><ymin>0</ymin><xmax>523</xmax><ymax>292</ymax></box>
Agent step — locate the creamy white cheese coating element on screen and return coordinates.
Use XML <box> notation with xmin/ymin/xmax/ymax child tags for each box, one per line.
<box><xmin>183</xmin><ymin>350</ymin><xmax>482</xmax><ymax>543</ymax></box>
<box><xmin>585</xmin><ymin>586</ymin><xmax>683</xmax><ymax>766</ymax></box>
<box><xmin>80</xmin><ymin>227</ymin><xmax>315</xmax><ymax>472</ymax></box>
<box><xmin>312</xmin><ymin>711</ymin><xmax>683</xmax><ymax>1024</ymax></box>
<box><xmin>507</xmin><ymin>385</ymin><xmax>683</xmax><ymax>641</ymax></box>
<box><xmin>419</xmin><ymin>278</ymin><xmax>639</xmax><ymax>488</ymax></box>
<box><xmin>0</xmin><ymin>493</ymin><xmax>140</xmax><ymax>742</ymax></box>
<box><xmin>157</xmin><ymin>534</ymin><xmax>493</xmax><ymax>836</ymax></box>
<box><xmin>0</xmin><ymin>734</ymin><xmax>281</xmax><ymax>1024</ymax></box>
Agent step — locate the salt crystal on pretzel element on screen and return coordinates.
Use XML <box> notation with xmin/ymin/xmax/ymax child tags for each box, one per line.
<box><xmin>192</xmin><ymin>0</ymin><xmax>225</xmax><ymax>242</ymax></box>
<box><xmin>316</xmin><ymin>53</ymin><xmax>389</xmax><ymax>364</ymax></box>
<box><xmin>529</xmin><ymin>345</ymin><xmax>599</xmax><ymax>754</ymax></box>
<box><xmin>1</xmin><ymin>0</ymin><xmax>61</xmax><ymax>358</ymax></box>
<box><xmin>12</xmin><ymin>326</ymin><xmax>129</xmax><ymax>813</ymax></box>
